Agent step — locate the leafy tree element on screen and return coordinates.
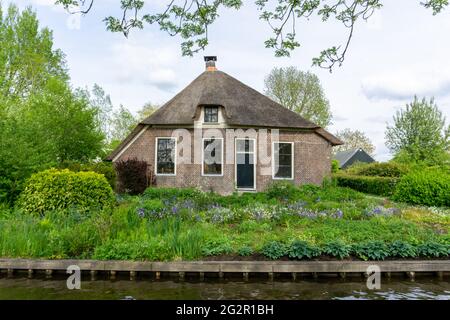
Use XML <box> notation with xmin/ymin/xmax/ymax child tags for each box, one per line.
<box><xmin>89</xmin><ymin>83</ymin><xmax>114</xmax><ymax>141</ymax></box>
<box><xmin>264</xmin><ymin>67</ymin><xmax>332</xmax><ymax>128</ymax></box>
<box><xmin>385</xmin><ymin>96</ymin><xmax>449</xmax><ymax>165</ymax></box>
<box><xmin>137</xmin><ymin>102</ymin><xmax>159</xmax><ymax>121</ymax></box>
<box><xmin>109</xmin><ymin>105</ymin><xmax>137</xmax><ymax>150</ymax></box>
<box><xmin>20</xmin><ymin>78</ymin><xmax>105</xmax><ymax>162</ymax></box>
<box><xmin>334</xmin><ymin>128</ymin><xmax>375</xmax><ymax>156</ymax></box>
<box><xmin>54</xmin><ymin>0</ymin><xmax>448</xmax><ymax>71</ymax></box>
<box><xmin>0</xmin><ymin>4</ymin><xmax>67</xmax><ymax>101</ymax></box>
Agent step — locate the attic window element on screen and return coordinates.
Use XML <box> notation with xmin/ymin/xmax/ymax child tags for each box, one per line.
<box><xmin>204</xmin><ymin>106</ymin><xmax>218</xmax><ymax>123</ymax></box>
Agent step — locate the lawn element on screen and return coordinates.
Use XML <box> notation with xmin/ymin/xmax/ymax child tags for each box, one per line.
<box><xmin>0</xmin><ymin>183</ymin><xmax>449</xmax><ymax>261</ymax></box>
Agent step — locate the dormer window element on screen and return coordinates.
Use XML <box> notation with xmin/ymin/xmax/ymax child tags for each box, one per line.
<box><xmin>204</xmin><ymin>106</ymin><xmax>218</xmax><ymax>123</ymax></box>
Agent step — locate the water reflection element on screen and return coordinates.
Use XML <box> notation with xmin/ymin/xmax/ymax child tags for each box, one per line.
<box><xmin>0</xmin><ymin>276</ymin><xmax>448</xmax><ymax>300</ymax></box>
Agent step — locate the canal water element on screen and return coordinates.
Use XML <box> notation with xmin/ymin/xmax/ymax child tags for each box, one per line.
<box><xmin>0</xmin><ymin>275</ymin><xmax>449</xmax><ymax>300</ymax></box>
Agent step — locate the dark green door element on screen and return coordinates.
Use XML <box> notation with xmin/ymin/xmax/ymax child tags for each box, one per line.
<box><xmin>236</xmin><ymin>139</ymin><xmax>255</xmax><ymax>189</ymax></box>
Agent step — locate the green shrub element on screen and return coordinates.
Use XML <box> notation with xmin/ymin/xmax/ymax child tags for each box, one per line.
<box><xmin>18</xmin><ymin>169</ymin><xmax>115</xmax><ymax>215</ymax></box>
<box><xmin>143</xmin><ymin>187</ymin><xmax>204</xmax><ymax>201</ymax></box>
<box><xmin>331</xmin><ymin>159</ymin><xmax>340</xmax><ymax>173</ymax></box>
<box><xmin>416</xmin><ymin>242</ymin><xmax>449</xmax><ymax>258</ymax></box>
<box><xmin>201</xmin><ymin>238</ymin><xmax>233</xmax><ymax>256</ymax></box>
<box><xmin>288</xmin><ymin>240</ymin><xmax>321</xmax><ymax>259</ymax></box>
<box><xmin>237</xmin><ymin>246</ymin><xmax>254</xmax><ymax>256</ymax></box>
<box><xmin>58</xmin><ymin>160</ymin><xmax>116</xmax><ymax>189</ymax></box>
<box><xmin>266</xmin><ymin>181</ymin><xmax>298</xmax><ymax>201</ymax></box>
<box><xmin>352</xmin><ymin>241</ymin><xmax>390</xmax><ymax>260</ymax></box>
<box><xmin>347</xmin><ymin>162</ymin><xmax>409</xmax><ymax>178</ymax></box>
<box><xmin>392</xmin><ymin>169</ymin><xmax>450</xmax><ymax>207</ymax></box>
<box><xmin>388</xmin><ymin>241</ymin><xmax>417</xmax><ymax>258</ymax></box>
<box><xmin>261</xmin><ymin>241</ymin><xmax>288</xmax><ymax>260</ymax></box>
<box><xmin>334</xmin><ymin>174</ymin><xmax>398</xmax><ymax>196</ymax></box>
<box><xmin>322</xmin><ymin>241</ymin><xmax>351</xmax><ymax>259</ymax></box>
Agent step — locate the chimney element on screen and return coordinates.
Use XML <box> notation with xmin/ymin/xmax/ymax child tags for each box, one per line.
<box><xmin>204</xmin><ymin>56</ymin><xmax>217</xmax><ymax>71</ymax></box>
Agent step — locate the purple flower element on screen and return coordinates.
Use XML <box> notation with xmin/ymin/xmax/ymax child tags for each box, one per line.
<box><xmin>137</xmin><ymin>208</ymin><xmax>145</xmax><ymax>218</ymax></box>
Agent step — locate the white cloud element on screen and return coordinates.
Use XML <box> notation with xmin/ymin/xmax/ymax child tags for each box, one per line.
<box><xmin>110</xmin><ymin>41</ymin><xmax>179</xmax><ymax>91</ymax></box>
<box><xmin>361</xmin><ymin>69</ymin><xmax>450</xmax><ymax>101</ymax></box>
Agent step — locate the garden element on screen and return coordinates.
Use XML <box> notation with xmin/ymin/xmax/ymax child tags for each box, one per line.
<box><xmin>0</xmin><ymin>164</ymin><xmax>448</xmax><ymax>262</ymax></box>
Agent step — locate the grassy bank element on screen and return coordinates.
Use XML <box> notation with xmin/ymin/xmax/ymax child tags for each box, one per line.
<box><xmin>0</xmin><ymin>184</ymin><xmax>449</xmax><ymax>261</ymax></box>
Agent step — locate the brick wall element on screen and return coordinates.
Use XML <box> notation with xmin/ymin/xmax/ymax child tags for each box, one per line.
<box><xmin>114</xmin><ymin>127</ymin><xmax>332</xmax><ymax>194</ymax></box>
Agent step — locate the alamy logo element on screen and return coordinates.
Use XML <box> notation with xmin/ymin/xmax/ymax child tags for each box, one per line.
<box><xmin>67</xmin><ymin>265</ymin><xmax>81</xmax><ymax>290</ymax></box>
<box><xmin>366</xmin><ymin>265</ymin><xmax>381</xmax><ymax>290</ymax></box>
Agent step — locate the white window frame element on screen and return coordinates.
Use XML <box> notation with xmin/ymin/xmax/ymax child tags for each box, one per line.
<box><xmin>234</xmin><ymin>137</ymin><xmax>257</xmax><ymax>191</ymax></box>
<box><xmin>155</xmin><ymin>137</ymin><xmax>177</xmax><ymax>176</ymax></box>
<box><xmin>272</xmin><ymin>141</ymin><xmax>294</xmax><ymax>180</ymax></box>
<box><xmin>201</xmin><ymin>137</ymin><xmax>224</xmax><ymax>177</ymax></box>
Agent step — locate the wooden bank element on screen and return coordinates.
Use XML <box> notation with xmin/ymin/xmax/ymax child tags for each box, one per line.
<box><xmin>1</xmin><ymin>259</ymin><xmax>449</xmax><ymax>281</ymax></box>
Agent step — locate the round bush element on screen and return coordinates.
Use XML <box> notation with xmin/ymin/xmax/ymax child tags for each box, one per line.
<box><xmin>18</xmin><ymin>169</ymin><xmax>115</xmax><ymax>215</ymax></box>
<box><xmin>392</xmin><ymin>169</ymin><xmax>450</xmax><ymax>207</ymax></box>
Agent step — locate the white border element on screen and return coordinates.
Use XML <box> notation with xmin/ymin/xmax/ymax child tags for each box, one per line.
<box><xmin>155</xmin><ymin>137</ymin><xmax>177</xmax><ymax>176</ymax></box>
<box><xmin>235</xmin><ymin>138</ymin><xmax>257</xmax><ymax>191</ymax></box>
<box><xmin>112</xmin><ymin>126</ymin><xmax>147</xmax><ymax>162</ymax></box>
<box><xmin>201</xmin><ymin>137</ymin><xmax>224</xmax><ymax>177</ymax></box>
<box><xmin>272</xmin><ymin>141</ymin><xmax>294</xmax><ymax>180</ymax></box>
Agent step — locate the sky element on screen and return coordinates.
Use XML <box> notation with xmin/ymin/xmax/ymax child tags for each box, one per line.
<box><xmin>12</xmin><ymin>0</ymin><xmax>450</xmax><ymax>161</ymax></box>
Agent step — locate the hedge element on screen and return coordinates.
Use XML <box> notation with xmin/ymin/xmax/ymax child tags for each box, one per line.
<box><xmin>347</xmin><ymin>162</ymin><xmax>410</xmax><ymax>178</ymax></box>
<box><xmin>333</xmin><ymin>174</ymin><xmax>398</xmax><ymax>196</ymax></box>
<box><xmin>392</xmin><ymin>169</ymin><xmax>450</xmax><ymax>207</ymax></box>
<box><xmin>18</xmin><ymin>169</ymin><xmax>115</xmax><ymax>215</ymax></box>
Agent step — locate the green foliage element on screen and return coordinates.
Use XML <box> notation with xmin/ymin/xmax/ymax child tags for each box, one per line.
<box><xmin>288</xmin><ymin>240</ymin><xmax>321</xmax><ymax>259</ymax></box>
<box><xmin>201</xmin><ymin>238</ymin><xmax>233</xmax><ymax>256</ymax></box>
<box><xmin>237</xmin><ymin>246</ymin><xmax>254</xmax><ymax>256</ymax></box>
<box><xmin>347</xmin><ymin>162</ymin><xmax>410</xmax><ymax>178</ymax></box>
<box><xmin>385</xmin><ymin>96</ymin><xmax>449</xmax><ymax>166</ymax></box>
<box><xmin>322</xmin><ymin>241</ymin><xmax>351</xmax><ymax>259</ymax></box>
<box><xmin>143</xmin><ymin>187</ymin><xmax>204</xmax><ymax>200</ymax></box>
<box><xmin>264</xmin><ymin>67</ymin><xmax>332</xmax><ymax>127</ymax></box>
<box><xmin>58</xmin><ymin>160</ymin><xmax>116</xmax><ymax>189</ymax></box>
<box><xmin>416</xmin><ymin>242</ymin><xmax>450</xmax><ymax>258</ymax></box>
<box><xmin>18</xmin><ymin>169</ymin><xmax>115</xmax><ymax>215</ymax></box>
<box><xmin>261</xmin><ymin>241</ymin><xmax>288</xmax><ymax>260</ymax></box>
<box><xmin>0</xmin><ymin>4</ymin><xmax>68</xmax><ymax>100</ymax></box>
<box><xmin>352</xmin><ymin>241</ymin><xmax>390</xmax><ymax>260</ymax></box>
<box><xmin>388</xmin><ymin>241</ymin><xmax>417</xmax><ymax>258</ymax></box>
<box><xmin>266</xmin><ymin>181</ymin><xmax>299</xmax><ymax>201</ymax></box>
<box><xmin>334</xmin><ymin>174</ymin><xmax>398</xmax><ymax>196</ymax></box>
<box><xmin>331</xmin><ymin>159</ymin><xmax>340</xmax><ymax>173</ymax></box>
<box><xmin>392</xmin><ymin>168</ymin><xmax>450</xmax><ymax>207</ymax></box>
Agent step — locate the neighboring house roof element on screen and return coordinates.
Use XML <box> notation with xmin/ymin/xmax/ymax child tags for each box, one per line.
<box><xmin>106</xmin><ymin>60</ymin><xmax>343</xmax><ymax>161</ymax></box>
<box><xmin>334</xmin><ymin>148</ymin><xmax>376</xmax><ymax>168</ymax></box>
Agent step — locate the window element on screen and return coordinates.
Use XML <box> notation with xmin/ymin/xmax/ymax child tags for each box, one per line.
<box><xmin>273</xmin><ymin>142</ymin><xmax>293</xmax><ymax>179</ymax></box>
<box><xmin>202</xmin><ymin>138</ymin><xmax>223</xmax><ymax>176</ymax></box>
<box><xmin>204</xmin><ymin>106</ymin><xmax>218</xmax><ymax>123</ymax></box>
<box><xmin>156</xmin><ymin>138</ymin><xmax>176</xmax><ymax>175</ymax></box>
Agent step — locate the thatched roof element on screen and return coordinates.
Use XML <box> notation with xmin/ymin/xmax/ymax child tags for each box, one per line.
<box><xmin>142</xmin><ymin>70</ymin><xmax>320</xmax><ymax>129</ymax></box>
<box><xmin>107</xmin><ymin>69</ymin><xmax>343</xmax><ymax>161</ymax></box>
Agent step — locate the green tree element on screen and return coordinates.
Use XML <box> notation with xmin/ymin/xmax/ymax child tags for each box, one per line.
<box><xmin>334</xmin><ymin>129</ymin><xmax>375</xmax><ymax>156</ymax></box>
<box><xmin>0</xmin><ymin>4</ymin><xmax>67</xmax><ymax>102</ymax></box>
<box><xmin>385</xmin><ymin>96</ymin><xmax>449</xmax><ymax>165</ymax></box>
<box><xmin>21</xmin><ymin>78</ymin><xmax>105</xmax><ymax>162</ymax></box>
<box><xmin>264</xmin><ymin>67</ymin><xmax>332</xmax><ymax>128</ymax></box>
<box><xmin>137</xmin><ymin>101</ymin><xmax>159</xmax><ymax>121</ymax></box>
<box><xmin>54</xmin><ymin>0</ymin><xmax>448</xmax><ymax>71</ymax></box>
<box><xmin>109</xmin><ymin>105</ymin><xmax>137</xmax><ymax>150</ymax></box>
